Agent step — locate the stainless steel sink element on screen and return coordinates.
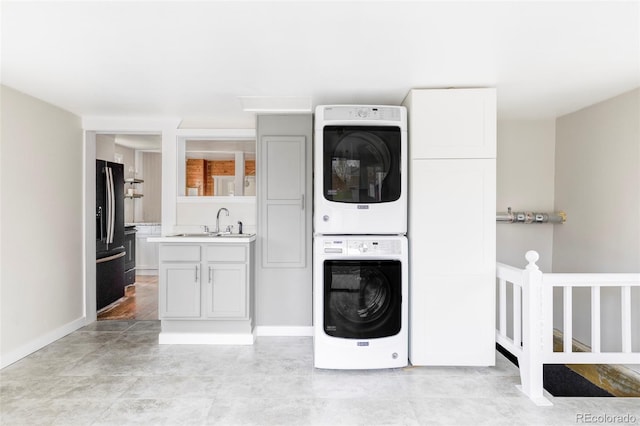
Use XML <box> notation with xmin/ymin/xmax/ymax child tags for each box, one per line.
<box><xmin>169</xmin><ymin>233</ymin><xmax>255</xmax><ymax>238</ymax></box>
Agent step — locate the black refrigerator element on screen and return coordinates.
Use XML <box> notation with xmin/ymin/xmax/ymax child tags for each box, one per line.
<box><xmin>96</xmin><ymin>160</ymin><xmax>126</xmax><ymax>311</ymax></box>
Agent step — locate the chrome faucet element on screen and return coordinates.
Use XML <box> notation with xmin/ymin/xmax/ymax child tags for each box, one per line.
<box><xmin>216</xmin><ymin>208</ymin><xmax>229</xmax><ymax>233</ymax></box>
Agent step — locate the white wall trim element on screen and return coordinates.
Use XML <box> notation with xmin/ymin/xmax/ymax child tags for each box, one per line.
<box><xmin>82</xmin><ymin>117</ymin><xmax>182</xmax><ymax>132</ymax></box>
<box><xmin>256</xmin><ymin>326</ymin><xmax>313</xmax><ymax>337</ymax></box>
<box><xmin>158</xmin><ymin>331</ymin><xmax>256</xmax><ymax>345</ymax></box>
<box><xmin>0</xmin><ymin>316</ymin><xmax>86</xmax><ymax>369</ymax></box>
<box><xmin>175</xmin><ymin>128</ymin><xmax>256</xmax><ymax>139</ymax></box>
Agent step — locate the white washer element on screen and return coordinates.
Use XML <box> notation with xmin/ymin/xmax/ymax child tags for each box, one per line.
<box><xmin>313</xmin><ymin>235</ymin><xmax>408</xmax><ymax>369</ymax></box>
<box><xmin>314</xmin><ymin>105</ymin><xmax>407</xmax><ymax>235</ymax></box>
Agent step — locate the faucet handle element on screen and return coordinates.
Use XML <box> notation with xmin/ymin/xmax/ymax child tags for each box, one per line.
<box><xmin>225</xmin><ymin>225</ymin><xmax>233</xmax><ymax>233</ymax></box>
<box><xmin>203</xmin><ymin>225</ymin><xmax>210</xmax><ymax>233</ymax></box>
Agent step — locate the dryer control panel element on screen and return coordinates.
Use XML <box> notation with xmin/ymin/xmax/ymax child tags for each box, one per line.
<box><xmin>322</xmin><ymin>106</ymin><xmax>402</xmax><ymax>122</ymax></box>
<box><xmin>322</xmin><ymin>238</ymin><xmax>402</xmax><ymax>255</ymax></box>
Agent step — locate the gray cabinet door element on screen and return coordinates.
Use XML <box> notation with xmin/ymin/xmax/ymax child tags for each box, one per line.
<box><xmin>261</xmin><ymin>135</ymin><xmax>306</xmax><ymax>268</ymax></box>
<box><xmin>159</xmin><ymin>262</ymin><xmax>201</xmax><ymax>318</ymax></box>
<box><xmin>205</xmin><ymin>263</ymin><xmax>247</xmax><ymax>318</ymax></box>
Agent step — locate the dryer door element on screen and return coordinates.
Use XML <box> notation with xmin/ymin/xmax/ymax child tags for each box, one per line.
<box><xmin>323</xmin><ymin>260</ymin><xmax>402</xmax><ymax>339</ymax></box>
<box><xmin>322</xmin><ymin>126</ymin><xmax>401</xmax><ymax>204</ymax></box>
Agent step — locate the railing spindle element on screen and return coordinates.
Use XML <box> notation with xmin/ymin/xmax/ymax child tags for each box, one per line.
<box><xmin>621</xmin><ymin>285</ymin><xmax>632</xmax><ymax>353</ymax></box>
<box><xmin>563</xmin><ymin>286</ymin><xmax>573</xmax><ymax>353</ymax></box>
<box><xmin>499</xmin><ymin>278</ymin><xmax>507</xmax><ymax>336</ymax></box>
<box><xmin>591</xmin><ymin>286</ymin><xmax>601</xmax><ymax>353</ymax></box>
<box><xmin>514</xmin><ymin>284</ymin><xmax>522</xmax><ymax>347</ymax></box>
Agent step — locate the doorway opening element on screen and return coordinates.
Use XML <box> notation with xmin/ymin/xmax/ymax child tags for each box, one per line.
<box><xmin>95</xmin><ymin>133</ymin><xmax>162</xmax><ymax>321</ymax></box>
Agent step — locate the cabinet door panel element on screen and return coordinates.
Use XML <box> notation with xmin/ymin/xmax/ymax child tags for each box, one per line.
<box><xmin>265</xmin><ymin>136</ymin><xmax>305</xmax><ymax>200</ymax></box>
<box><xmin>206</xmin><ymin>264</ymin><xmax>247</xmax><ymax>318</ymax></box>
<box><xmin>406</xmin><ymin>88</ymin><xmax>496</xmax><ymax>159</ymax></box>
<box><xmin>410</xmin><ymin>273</ymin><xmax>495</xmax><ymax>366</ymax></box>
<box><xmin>261</xmin><ymin>135</ymin><xmax>306</xmax><ymax>268</ymax></box>
<box><xmin>410</xmin><ymin>159</ymin><xmax>496</xmax><ymax>275</ymax></box>
<box><xmin>264</xmin><ymin>204</ymin><xmax>304</xmax><ymax>266</ymax></box>
<box><xmin>159</xmin><ymin>263</ymin><xmax>201</xmax><ymax>318</ymax></box>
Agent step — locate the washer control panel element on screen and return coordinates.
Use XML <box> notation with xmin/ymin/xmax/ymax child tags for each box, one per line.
<box><xmin>322</xmin><ymin>238</ymin><xmax>402</xmax><ymax>255</ymax></box>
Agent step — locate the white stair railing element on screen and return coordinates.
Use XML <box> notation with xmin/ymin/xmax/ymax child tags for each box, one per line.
<box><xmin>496</xmin><ymin>251</ymin><xmax>640</xmax><ymax>406</ymax></box>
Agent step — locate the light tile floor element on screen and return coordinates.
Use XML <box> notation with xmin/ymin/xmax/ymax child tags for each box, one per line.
<box><xmin>1</xmin><ymin>321</ymin><xmax>638</xmax><ymax>425</ymax></box>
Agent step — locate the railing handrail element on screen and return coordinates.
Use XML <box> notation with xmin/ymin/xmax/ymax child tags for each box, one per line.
<box><xmin>496</xmin><ymin>262</ymin><xmax>526</xmax><ymax>285</ymax></box>
<box><xmin>543</xmin><ymin>272</ymin><xmax>640</xmax><ymax>286</ymax></box>
<box><xmin>495</xmin><ymin>250</ymin><xmax>640</xmax><ymax>406</ymax></box>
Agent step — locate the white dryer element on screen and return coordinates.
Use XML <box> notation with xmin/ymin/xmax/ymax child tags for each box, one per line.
<box><xmin>313</xmin><ymin>235</ymin><xmax>408</xmax><ymax>369</ymax></box>
<box><xmin>314</xmin><ymin>105</ymin><xmax>407</xmax><ymax>235</ymax></box>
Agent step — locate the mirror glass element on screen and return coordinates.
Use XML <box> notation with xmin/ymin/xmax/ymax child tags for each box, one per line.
<box><xmin>180</xmin><ymin>139</ymin><xmax>256</xmax><ymax>197</ymax></box>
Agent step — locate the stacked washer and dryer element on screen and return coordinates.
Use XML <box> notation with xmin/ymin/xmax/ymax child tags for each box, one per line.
<box><xmin>313</xmin><ymin>105</ymin><xmax>408</xmax><ymax>369</ymax></box>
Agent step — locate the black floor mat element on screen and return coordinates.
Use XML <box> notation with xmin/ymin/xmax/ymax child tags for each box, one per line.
<box><xmin>496</xmin><ymin>344</ymin><xmax>613</xmax><ymax>397</ymax></box>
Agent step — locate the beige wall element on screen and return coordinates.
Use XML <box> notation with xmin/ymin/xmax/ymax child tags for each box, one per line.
<box><xmin>554</xmin><ymin>88</ymin><xmax>640</xmax><ymax>352</ymax></box>
<box><xmin>0</xmin><ymin>86</ymin><xmax>84</xmax><ymax>367</ymax></box>
<box><xmin>496</xmin><ymin>120</ymin><xmax>556</xmax><ymax>272</ymax></box>
<box><xmin>95</xmin><ymin>134</ymin><xmax>115</xmax><ymax>161</ymax></box>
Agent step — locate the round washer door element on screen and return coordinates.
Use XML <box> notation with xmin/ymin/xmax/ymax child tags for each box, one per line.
<box><xmin>323</xmin><ymin>260</ymin><xmax>402</xmax><ymax>339</ymax></box>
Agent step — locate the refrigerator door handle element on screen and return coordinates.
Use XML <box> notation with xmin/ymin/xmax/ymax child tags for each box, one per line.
<box><xmin>96</xmin><ymin>251</ymin><xmax>126</xmax><ymax>264</ymax></box>
<box><xmin>106</xmin><ymin>166</ymin><xmax>115</xmax><ymax>245</ymax></box>
<box><xmin>104</xmin><ymin>166</ymin><xmax>110</xmax><ymax>245</ymax></box>
<box><xmin>110</xmin><ymin>166</ymin><xmax>115</xmax><ymax>244</ymax></box>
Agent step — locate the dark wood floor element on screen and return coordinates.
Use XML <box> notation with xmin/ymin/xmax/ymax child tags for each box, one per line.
<box><xmin>97</xmin><ymin>275</ymin><xmax>158</xmax><ymax>321</ymax></box>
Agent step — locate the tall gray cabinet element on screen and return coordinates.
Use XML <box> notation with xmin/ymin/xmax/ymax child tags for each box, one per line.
<box><xmin>256</xmin><ymin>114</ymin><xmax>313</xmax><ymax>328</ymax></box>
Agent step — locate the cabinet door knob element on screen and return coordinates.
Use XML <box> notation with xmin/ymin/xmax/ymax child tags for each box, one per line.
<box><xmin>195</xmin><ymin>265</ymin><xmax>199</xmax><ymax>282</ymax></box>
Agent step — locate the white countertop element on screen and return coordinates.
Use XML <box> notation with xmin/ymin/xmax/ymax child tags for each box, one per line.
<box><xmin>149</xmin><ymin>233</ymin><xmax>256</xmax><ymax>243</ymax></box>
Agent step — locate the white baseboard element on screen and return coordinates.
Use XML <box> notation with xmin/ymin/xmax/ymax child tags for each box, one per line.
<box><xmin>256</xmin><ymin>326</ymin><xmax>313</xmax><ymax>337</ymax></box>
<box><xmin>0</xmin><ymin>316</ymin><xmax>86</xmax><ymax>369</ymax></box>
<box><xmin>158</xmin><ymin>331</ymin><xmax>256</xmax><ymax>345</ymax></box>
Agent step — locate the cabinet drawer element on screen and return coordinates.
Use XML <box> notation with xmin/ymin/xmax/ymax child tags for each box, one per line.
<box><xmin>159</xmin><ymin>245</ymin><xmax>201</xmax><ymax>262</ymax></box>
<box><xmin>205</xmin><ymin>245</ymin><xmax>247</xmax><ymax>262</ymax></box>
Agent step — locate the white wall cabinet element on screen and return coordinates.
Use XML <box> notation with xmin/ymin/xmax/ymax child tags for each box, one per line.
<box><xmin>405</xmin><ymin>88</ymin><xmax>496</xmax><ymax>159</ymax></box>
<box><xmin>157</xmin><ymin>240</ymin><xmax>255</xmax><ymax>344</ymax></box>
<box><xmin>403</xmin><ymin>88</ymin><xmax>497</xmax><ymax>366</ymax></box>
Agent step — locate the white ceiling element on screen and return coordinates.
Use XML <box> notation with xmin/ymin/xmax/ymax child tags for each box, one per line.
<box><xmin>2</xmin><ymin>1</ymin><xmax>639</xmax><ymax>128</ymax></box>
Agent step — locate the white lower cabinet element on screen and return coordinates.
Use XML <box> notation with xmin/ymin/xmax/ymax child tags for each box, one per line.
<box><xmin>157</xmin><ymin>241</ymin><xmax>255</xmax><ymax>344</ymax></box>
<box><xmin>136</xmin><ymin>224</ymin><xmax>160</xmax><ymax>275</ymax></box>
